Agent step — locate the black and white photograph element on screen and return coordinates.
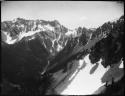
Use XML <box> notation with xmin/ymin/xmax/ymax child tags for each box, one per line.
<box><xmin>1</xmin><ymin>1</ymin><xmax>124</xmax><ymax>95</ymax></box>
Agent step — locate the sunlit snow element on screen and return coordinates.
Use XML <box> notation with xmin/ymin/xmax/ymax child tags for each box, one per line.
<box><xmin>31</xmin><ymin>22</ymin><xmax>37</xmax><ymax>31</ymax></box>
<box><xmin>61</xmin><ymin>54</ymin><xmax>109</xmax><ymax>95</ymax></box>
<box><xmin>45</xmin><ymin>24</ymin><xmax>55</xmax><ymax>31</ymax></box>
<box><xmin>65</xmin><ymin>29</ymin><xmax>77</xmax><ymax>37</ymax></box>
<box><xmin>18</xmin><ymin>24</ymin><xmax>54</xmax><ymax>40</ymax></box>
<box><xmin>2</xmin><ymin>30</ymin><xmax>41</xmax><ymax>45</ymax></box>
<box><xmin>57</xmin><ymin>44</ymin><xmax>63</xmax><ymax>52</ymax></box>
<box><xmin>119</xmin><ymin>59</ymin><xmax>124</xmax><ymax>68</ymax></box>
<box><xmin>18</xmin><ymin>30</ymin><xmax>40</xmax><ymax>41</ymax></box>
<box><xmin>3</xmin><ymin>23</ymin><xmax>56</xmax><ymax>45</ymax></box>
<box><xmin>52</xmin><ymin>39</ymin><xmax>56</xmax><ymax>48</ymax></box>
<box><xmin>3</xmin><ymin>32</ymin><xmax>17</xmax><ymax>44</ymax></box>
<box><xmin>28</xmin><ymin>36</ymin><xmax>35</xmax><ymax>40</ymax></box>
<box><xmin>38</xmin><ymin>24</ymin><xmax>46</xmax><ymax>31</ymax></box>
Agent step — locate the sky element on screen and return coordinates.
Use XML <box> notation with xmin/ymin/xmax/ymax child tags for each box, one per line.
<box><xmin>1</xmin><ymin>1</ymin><xmax>124</xmax><ymax>29</ymax></box>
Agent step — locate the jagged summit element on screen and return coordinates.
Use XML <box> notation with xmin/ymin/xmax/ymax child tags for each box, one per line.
<box><xmin>1</xmin><ymin>18</ymin><xmax>69</xmax><ymax>55</ymax></box>
<box><xmin>1</xmin><ymin>15</ymin><xmax>123</xmax><ymax>56</ymax></box>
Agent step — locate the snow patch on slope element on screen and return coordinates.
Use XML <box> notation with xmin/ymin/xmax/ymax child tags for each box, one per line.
<box><xmin>2</xmin><ymin>32</ymin><xmax>17</xmax><ymax>44</ymax></box>
<box><xmin>119</xmin><ymin>59</ymin><xmax>124</xmax><ymax>68</ymax></box>
<box><xmin>2</xmin><ymin>23</ymin><xmax>56</xmax><ymax>45</ymax></box>
<box><xmin>57</xmin><ymin>44</ymin><xmax>63</xmax><ymax>52</ymax></box>
<box><xmin>18</xmin><ymin>30</ymin><xmax>40</xmax><ymax>41</ymax></box>
<box><xmin>44</xmin><ymin>24</ymin><xmax>55</xmax><ymax>31</ymax></box>
<box><xmin>61</xmin><ymin>54</ymin><xmax>109</xmax><ymax>95</ymax></box>
<box><xmin>65</xmin><ymin>29</ymin><xmax>77</xmax><ymax>37</ymax></box>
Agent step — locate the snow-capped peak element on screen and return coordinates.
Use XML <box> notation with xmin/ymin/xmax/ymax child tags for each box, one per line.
<box><xmin>1</xmin><ymin>18</ymin><xmax>69</xmax><ymax>55</ymax></box>
<box><xmin>65</xmin><ymin>29</ymin><xmax>77</xmax><ymax>37</ymax></box>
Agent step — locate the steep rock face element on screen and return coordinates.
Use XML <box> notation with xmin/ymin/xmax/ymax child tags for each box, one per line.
<box><xmin>88</xmin><ymin>15</ymin><xmax>124</xmax><ymax>95</ymax></box>
<box><xmin>1</xmin><ymin>18</ymin><xmax>68</xmax><ymax>55</ymax></box>
<box><xmin>89</xmin><ymin>15</ymin><xmax>124</xmax><ymax>68</ymax></box>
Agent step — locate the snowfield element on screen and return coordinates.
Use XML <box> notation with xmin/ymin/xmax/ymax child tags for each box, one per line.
<box><xmin>61</xmin><ymin>54</ymin><xmax>110</xmax><ymax>95</ymax></box>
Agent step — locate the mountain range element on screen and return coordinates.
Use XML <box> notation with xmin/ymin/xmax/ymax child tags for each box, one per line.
<box><xmin>1</xmin><ymin>15</ymin><xmax>124</xmax><ymax>95</ymax></box>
